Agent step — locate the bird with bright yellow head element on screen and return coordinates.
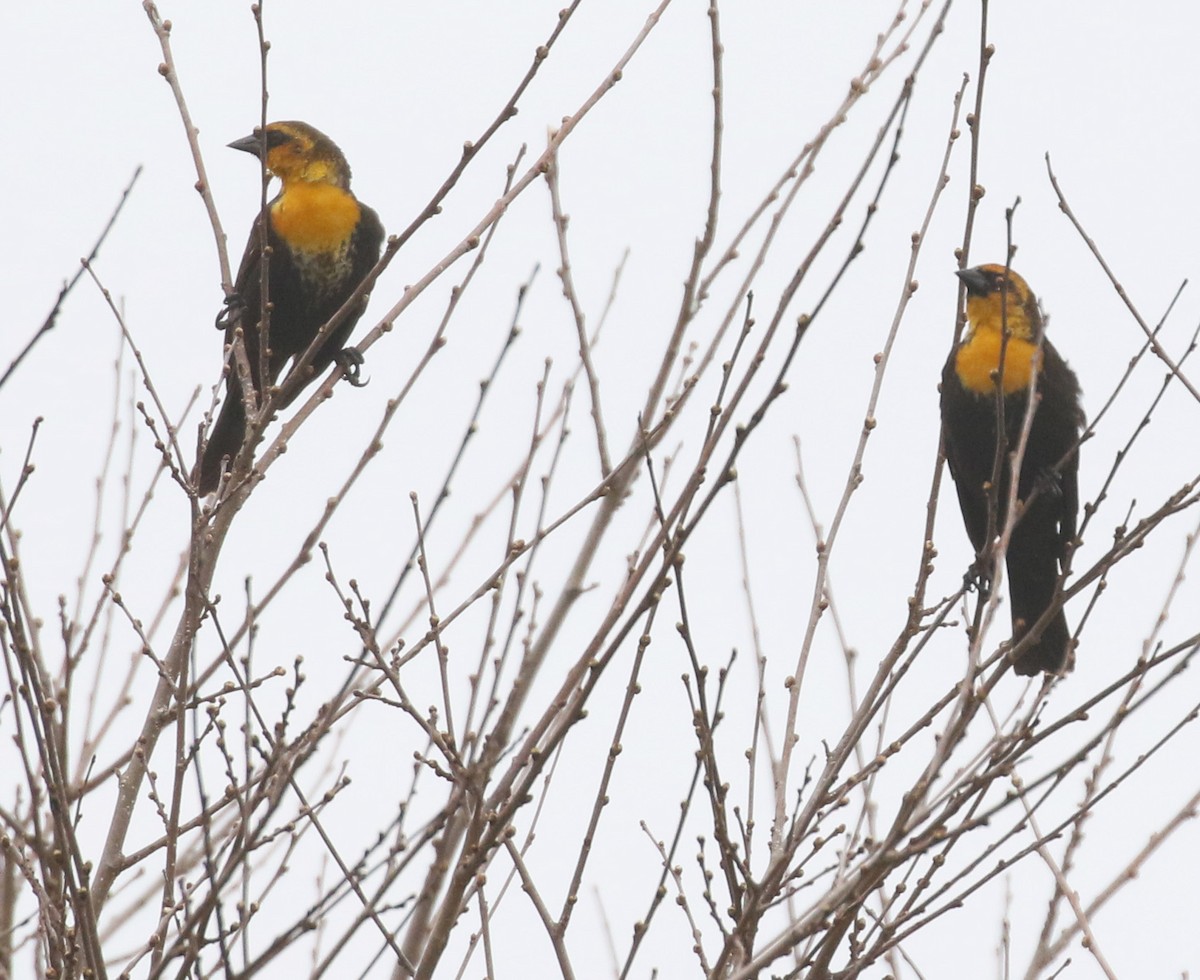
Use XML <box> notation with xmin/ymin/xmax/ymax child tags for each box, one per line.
<box><xmin>197</xmin><ymin>121</ymin><xmax>384</xmax><ymax>494</ymax></box>
<box><xmin>940</xmin><ymin>263</ymin><xmax>1084</xmax><ymax>675</ymax></box>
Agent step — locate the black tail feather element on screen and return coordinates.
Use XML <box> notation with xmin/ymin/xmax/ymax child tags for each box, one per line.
<box><xmin>1011</xmin><ymin>603</ymin><xmax>1070</xmax><ymax>676</ymax></box>
<box><xmin>197</xmin><ymin>395</ymin><xmax>246</xmax><ymax>495</ymax></box>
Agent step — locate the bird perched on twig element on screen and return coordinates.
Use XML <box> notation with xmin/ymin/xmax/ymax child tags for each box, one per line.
<box><xmin>940</xmin><ymin>263</ymin><xmax>1084</xmax><ymax>675</ymax></box>
<box><xmin>197</xmin><ymin>120</ymin><xmax>384</xmax><ymax>494</ymax></box>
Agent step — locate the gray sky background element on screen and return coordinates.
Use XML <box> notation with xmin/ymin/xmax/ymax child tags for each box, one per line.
<box><xmin>3</xmin><ymin>1</ymin><xmax>1199</xmax><ymax>975</ymax></box>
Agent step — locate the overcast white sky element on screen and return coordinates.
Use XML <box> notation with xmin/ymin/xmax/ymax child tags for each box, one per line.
<box><xmin>3</xmin><ymin>1</ymin><xmax>1199</xmax><ymax>976</ymax></box>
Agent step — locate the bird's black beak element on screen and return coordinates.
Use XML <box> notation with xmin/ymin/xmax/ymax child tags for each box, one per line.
<box><xmin>956</xmin><ymin>267</ymin><xmax>991</xmax><ymax>297</ymax></box>
<box><xmin>228</xmin><ymin>133</ymin><xmax>264</xmax><ymax>158</ymax></box>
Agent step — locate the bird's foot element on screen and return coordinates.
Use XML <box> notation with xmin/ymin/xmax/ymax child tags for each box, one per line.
<box><xmin>216</xmin><ymin>293</ymin><xmax>246</xmax><ymax>330</ymax></box>
<box><xmin>963</xmin><ymin>561</ymin><xmax>992</xmax><ymax>598</ymax></box>
<box><xmin>337</xmin><ymin>347</ymin><xmax>368</xmax><ymax>387</ymax></box>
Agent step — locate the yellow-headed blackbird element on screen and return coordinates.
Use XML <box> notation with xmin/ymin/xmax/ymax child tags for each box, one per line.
<box><xmin>197</xmin><ymin>121</ymin><xmax>384</xmax><ymax>493</ymax></box>
<box><xmin>940</xmin><ymin>264</ymin><xmax>1084</xmax><ymax>675</ymax></box>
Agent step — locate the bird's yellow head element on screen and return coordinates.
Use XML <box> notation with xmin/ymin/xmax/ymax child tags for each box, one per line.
<box><xmin>957</xmin><ymin>263</ymin><xmax>1042</xmax><ymax>342</ymax></box>
<box><xmin>229</xmin><ymin>121</ymin><xmax>353</xmax><ymax>189</ymax></box>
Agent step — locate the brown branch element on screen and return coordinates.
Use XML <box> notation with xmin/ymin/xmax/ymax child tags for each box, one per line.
<box><xmin>0</xmin><ymin>166</ymin><xmax>141</xmax><ymax>393</ymax></box>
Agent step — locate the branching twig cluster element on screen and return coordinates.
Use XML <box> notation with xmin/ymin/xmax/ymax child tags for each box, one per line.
<box><xmin>1</xmin><ymin>2</ymin><xmax>1197</xmax><ymax>979</ymax></box>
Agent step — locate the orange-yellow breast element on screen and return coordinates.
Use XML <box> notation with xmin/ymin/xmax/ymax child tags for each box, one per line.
<box><xmin>270</xmin><ymin>181</ymin><xmax>361</xmax><ymax>254</ymax></box>
<box><xmin>954</xmin><ymin>329</ymin><xmax>1041</xmax><ymax>395</ymax></box>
